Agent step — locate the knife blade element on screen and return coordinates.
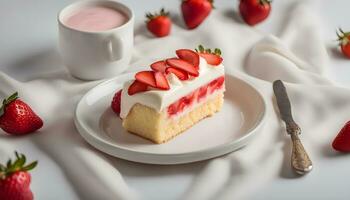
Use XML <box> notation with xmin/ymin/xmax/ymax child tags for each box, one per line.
<box><xmin>273</xmin><ymin>80</ymin><xmax>294</xmax><ymax>124</ymax></box>
<box><xmin>273</xmin><ymin>80</ymin><xmax>313</xmax><ymax>175</ymax></box>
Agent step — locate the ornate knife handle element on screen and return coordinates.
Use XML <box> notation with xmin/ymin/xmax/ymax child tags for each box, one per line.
<box><xmin>287</xmin><ymin>122</ymin><xmax>313</xmax><ymax>175</ymax></box>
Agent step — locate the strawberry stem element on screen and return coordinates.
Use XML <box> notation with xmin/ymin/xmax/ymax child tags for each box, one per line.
<box><xmin>145</xmin><ymin>8</ymin><xmax>169</xmax><ymax>22</ymax></box>
<box><xmin>260</xmin><ymin>0</ymin><xmax>272</xmax><ymax>5</ymax></box>
<box><xmin>336</xmin><ymin>28</ymin><xmax>350</xmax><ymax>46</ymax></box>
<box><xmin>208</xmin><ymin>0</ymin><xmax>215</xmax><ymax>9</ymax></box>
<box><xmin>0</xmin><ymin>92</ymin><xmax>18</xmax><ymax>117</ymax></box>
<box><xmin>0</xmin><ymin>164</ymin><xmax>5</xmax><ymax>180</ymax></box>
<box><xmin>0</xmin><ymin>151</ymin><xmax>38</xmax><ymax>179</ymax></box>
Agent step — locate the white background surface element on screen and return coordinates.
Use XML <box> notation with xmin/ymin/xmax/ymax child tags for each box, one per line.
<box><xmin>0</xmin><ymin>0</ymin><xmax>350</xmax><ymax>199</ymax></box>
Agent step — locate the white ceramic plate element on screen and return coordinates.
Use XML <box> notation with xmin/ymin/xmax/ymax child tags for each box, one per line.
<box><xmin>75</xmin><ymin>73</ymin><xmax>266</xmax><ymax>164</ymax></box>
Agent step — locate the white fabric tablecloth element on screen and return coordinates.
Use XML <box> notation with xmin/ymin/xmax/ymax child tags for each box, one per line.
<box><xmin>1</xmin><ymin>1</ymin><xmax>349</xmax><ymax>200</ymax></box>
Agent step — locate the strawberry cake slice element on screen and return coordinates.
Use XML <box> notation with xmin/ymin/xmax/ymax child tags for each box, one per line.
<box><xmin>112</xmin><ymin>46</ymin><xmax>225</xmax><ymax>144</ymax></box>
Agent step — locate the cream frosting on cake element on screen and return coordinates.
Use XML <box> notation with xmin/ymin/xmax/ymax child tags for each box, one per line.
<box><xmin>120</xmin><ymin>57</ymin><xmax>225</xmax><ymax>118</ymax></box>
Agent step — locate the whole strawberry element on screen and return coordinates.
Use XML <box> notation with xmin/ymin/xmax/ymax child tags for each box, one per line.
<box><xmin>239</xmin><ymin>0</ymin><xmax>271</xmax><ymax>26</ymax></box>
<box><xmin>336</xmin><ymin>28</ymin><xmax>350</xmax><ymax>58</ymax></box>
<box><xmin>0</xmin><ymin>152</ymin><xmax>38</xmax><ymax>200</ymax></box>
<box><xmin>146</xmin><ymin>8</ymin><xmax>172</xmax><ymax>37</ymax></box>
<box><xmin>0</xmin><ymin>92</ymin><xmax>43</xmax><ymax>135</ymax></box>
<box><xmin>181</xmin><ymin>0</ymin><xmax>213</xmax><ymax>29</ymax></box>
<box><xmin>332</xmin><ymin>121</ymin><xmax>350</xmax><ymax>152</ymax></box>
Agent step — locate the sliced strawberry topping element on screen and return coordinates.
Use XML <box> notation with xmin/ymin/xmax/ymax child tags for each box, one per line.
<box><xmin>166</xmin><ymin>58</ymin><xmax>199</xmax><ymax>77</ymax></box>
<box><xmin>199</xmin><ymin>53</ymin><xmax>223</xmax><ymax>66</ymax></box>
<box><xmin>165</xmin><ymin>67</ymin><xmax>189</xmax><ymax>80</ymax></box>
<box><xmin>154</xmin><ymin>71</ymin><xmax>170</xmax><ymax>90</ymax></box>
<box><xmin>128</xmin><ymin>80</ymin><xmax>149</xmax><ymax>95</ymax></box>
<box><xmin>176</xmin><ymin>49</ymin><xmax>200</xmax><ymax>70</ymax></box>
<box><xmin>135</xmin><ymin>71</ymin><xmax>157</xmax><ymax>87</ymax></box>
<box><xmin>111</xmin><ymin>89</ymin><xmax>122</xmax><ymax>115</ymax></box>
<box><xmin>151</xmin><ymin>60</ymin><xmax>167</xmax><ymax>73</ymax></box>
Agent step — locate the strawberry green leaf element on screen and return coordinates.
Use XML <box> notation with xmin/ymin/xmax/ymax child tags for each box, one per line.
<box><xmin>0</xmin><ymin>164</ymin><xmax>5</xmax><ymax>171</ymax></box>
<box><xmin>199</xmin><ymin>45</ymin><xmax>204</xmax><ymax>52</ymax></box>
<box><xmin>5</xmin><ymin>92</ymin><xmax>18</xmax><ymax>105</ymax></box>
<box><xmin>336</xmin><ymin>30</ymin><xmax>342</xmax><ymax>40</ymax></box>
<box><xmin>336</xmin><ymin>28</ymin><xmax>350</xmax><ymax>46</ymax></box>
<box><xmin>214</xmin><ymin>48</ymin><xmax>222</xmax><ymax>56</ymax></box>
<box><xmin>13</xmin><ymin>157</ymin><xmax>22</xmax><ymax>169</ymax></box>
<box><xmin>15</xmin><ymin>151</ymin><xmax>20</xmax><ymax>159</ymax></box>
<box><xmin>195</xmin><ymin>45</ymin><xmax>222</xmax><ymax>56</ymax></box>
<box><xmin>23</xmin><ymin>161</ymin><xmax>38</xmax><ymax>171</ymax></box>
<box><xmin>0</xmin><ymin>152</ymin><xmax>38</xmax><ymax>178</ymax></box>
<box><xmin>0</xmin><ymin>92</ymin><xmax>19</xmax><ymax>117</ymax></box>
<box><xmin>0</xmin><ymin>171</ymin><xmax>4</xmax><ymax>180</ymax></box>
<box><xmin>21</xmin><ymin>154</ymin><xmax>26</xmax><ymax>167</ymax></box>
<box><xmin>0</xmin><ymin>99</ymin><xmax>6</xmax><ymax>117</ymax></box>
<box><xmin>260</xmin><ymin>0</ymin><xmax>272</xmax><ymax>5</ymax></box>
<box><xmin>160</xmin><ymin>8</ymin><xmax>169</xmax><ymax>16</ymax></box>
<box><xmin>6</xmin><ymin>159</ymin><xmax>12</xmax><ymax>169</ymax></box>
<box><xmin>13</xmin><ymin>153</ymin><xmax>25</xmax><ymax>170</ymax></box>
<box><xmin>145</xmin><ymin>8</ymin><xmax>169</xmax><ymax>22</ymax></box>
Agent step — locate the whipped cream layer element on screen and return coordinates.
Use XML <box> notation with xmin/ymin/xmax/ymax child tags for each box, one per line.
<box><xmin>120</xmin><ymin>57</ymin><xmax>225</xmax><ymax>119</ymax></box>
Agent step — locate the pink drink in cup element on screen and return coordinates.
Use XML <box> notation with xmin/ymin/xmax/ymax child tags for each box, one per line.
<box><xmin>63</xmin><ymin>5</ymin><xmax>128</xmax><ymax>32</ymax></box>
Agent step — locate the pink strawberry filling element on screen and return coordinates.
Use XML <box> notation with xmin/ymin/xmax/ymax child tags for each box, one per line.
<box><xmin>167</xmin><ymin>76</ymin><xmax>225</xmax><ymax>116</ymax></box>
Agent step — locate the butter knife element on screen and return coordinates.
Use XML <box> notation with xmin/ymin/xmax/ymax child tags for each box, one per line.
<box><xmin>273</xmin><ymin>80</ymin><xmax>313</xmax><ymax>175</ymax></box>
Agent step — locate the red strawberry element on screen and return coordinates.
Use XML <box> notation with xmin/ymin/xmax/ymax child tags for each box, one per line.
<box><xmin>176</xmin><ymin>49</ymin><xmax>200</xmax><ymax>69</ymax></box>
<box><xmin>154</xmin><ymin>72</ymin><xmax>170</xmax><ymax>90</ymax></box>
<box><xmin>199</xmin><ymin>53</ymin><xmax>223</xmax><ymax>65</ymax></box>
<box><xmin>336</xmin><ymin>28</ymin><xmax>350</xmax><ymax>58</ymax></box>
<box><xmin>181</xmin><ymin>0</ymin><xmax>213</xmax><ymax>29</ymax></box>
<box><xmin>239</xmin><ymin>0</ymin><xmax>271</xmax><ymax>26</ymax></box>
<box><xmin>135</xmin><ymin>71</ymin><xmax>157</xmax><ymax>87</ymax></box>
<box><xmin>0</xmin><ymin>152</ymin><xmax>37</xmax><ymax>200</ymax></box>
<box><xmin>151</xmin><ymin>60</ymin><xmax>167</xmax><ymax>73</ymax></box>
<box><xmin>0</xmin><ymin>92</ymin><xmax>43</xmax><ymax>135</ymax></box>
<box><xmin>111</xmin><ymin>90</ymin><xmax>122</xmax><ymax>115</ymax></box>
<box><xmin>332</xmin><ymin>121</ymin><xmax>350</xmax><ymax>152</ymax></box>
<box><xmin>146</xmin><ymin>8</ymin><xmax>172</xmax><ymax>37</ymax></box>
<box><xmin>166</xmin><ymin>58</ymin><xmax>199</xmax><ymax>77</ymax></box>
<box><xmin>128</xmin><ymin>80</ymin><xmax>149</xmax><ymax>95</ymax></box>
<box><xmin>165</xmin><ymin>67</ymin><xmax>189</xmax><ymax>80</ymax></box>
<box><xmin>195</xmin><ymin>45</ymin><xmax>223</xmax><ymax>65</ymax></box>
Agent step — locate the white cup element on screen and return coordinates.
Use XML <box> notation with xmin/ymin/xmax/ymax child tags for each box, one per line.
<box><xmin>58</xmin><ymin>0</ymin><xmax>134</xmax><ymax>80</ymax></box>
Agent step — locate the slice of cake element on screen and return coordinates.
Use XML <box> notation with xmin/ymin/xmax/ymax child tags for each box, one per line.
<box><xmin>111</xmin><ymin>46</ymin><xmax>225</xmax><ymax>144</ymax></box>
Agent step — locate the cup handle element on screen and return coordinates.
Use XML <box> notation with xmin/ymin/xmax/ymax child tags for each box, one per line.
<box><xmin>107</xmin><ymin>35</ymin><xmax>124</xmax><ymax>61</ymax></box>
